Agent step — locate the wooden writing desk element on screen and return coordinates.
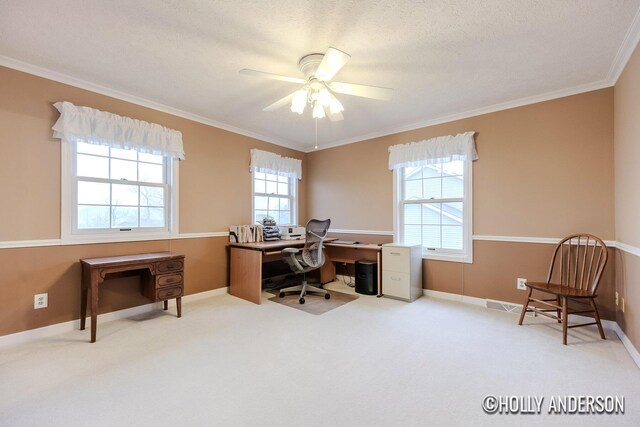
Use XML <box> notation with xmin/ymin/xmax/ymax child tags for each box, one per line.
<box><xmin>80</xmin><ymin>252</ymin><xmax>185</xmax><ymax>343</ymax></box>
<box><xmin>228</xmin><ymin>239</ymin><xmax>382</xmax><ymax>304</ymax></box>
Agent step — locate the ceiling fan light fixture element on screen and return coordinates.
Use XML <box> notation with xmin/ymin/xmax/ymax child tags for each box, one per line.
<box><xmin>317</xmin><ymin>88</ymin><xmax>331</xmax><ymax>107</ymax></box>
<box><xmin>290</xmin><ymin>89</ymin><xmax>308</xmax><ymax>114</ymax></box>
<box><xmin>312</xmin><ymin>101</ymin><xmax>326</xmax><ymax>119</ymax></box>
<box><xmin>328</xmin><ymin>96</ymin><xmax>344</xmax><ymax>115</ymax></box>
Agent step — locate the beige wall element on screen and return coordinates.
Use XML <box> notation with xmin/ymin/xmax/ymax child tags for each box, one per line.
<box><xmin>0</xmin><ymin>66</ymin><xmax>306</xmax><ymax>337</ymax></box>
<box><xmin>614</xmin><ymin>43</ymin><xmax>640</xmax><ymax>348</ymax></box>
<box><xmin>308</xmin><ymin>89</ymin><xmax>615</xmax><ymax>239</ymax></box>
<box><xmin>309</xmin><ymin>89</ymin><xmax>616</xmax><ymax>318</ymax></box>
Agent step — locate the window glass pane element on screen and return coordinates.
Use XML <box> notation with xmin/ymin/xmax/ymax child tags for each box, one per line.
<box><xmin>266</xmin><ymin>181</ymin><xmax>277</xmax><ymax>194</ymax></box>
<box><xmin>255</xmin><ymin>210</ymin><xmax>268</xmax><ymax>223</ymax></box>
<box><xmin>255</xmin><ymin>196</ymin><xmax>268</xmax><ymax>210</ymax></box>
<box><xmin>268</xmin><ymin>197</ymin><xmax>280</xmax><ymax>211</ymax></box>
<box><xmin>442</xmin><ymin>226</ymin><xmax>463</xmax><ymax>250</ymax></box>
<box><xmin>77</xmin><ymin>141</ymin><xmax>109</xmax><ymax>156</ymax></box>
<box><xmin>279</xmin><ymin>211</ymin><xmax>291</xmax><ymax>225</ymax></box>
<box><xmin>111</xmin><ymin>207</ymin><xmax>138</xmax><ymax>228</ymax></box>
<box><xmin>279</xmin><ymin>198</ymin><xmax>290</xmax><ymax>211</ymax></box>
<box><xmin>110</xmin><ymin>147</ymin><xmax>137</xmax><ymax>160</ymax></box>
<box><xmin>403</xmin><ymin>204</ymin><xmax>421</xmax><ymax>225</ymax></box>
<box><xmin>422</xmin><ymin>203</ymin><xmax>441</xmax><ymax>225</ymax></box>
<box><xmin>403</xmin><ymin>225</ymin><xmax>421</xmax><ymax>246</ymax></box>
<box><xmin>423</xmin><ymin>225</ymin><xmax>441</xmax><ymax>248</ymax></box>
<box><xmin>278</xmin><ymin>176</ymin><xmax>288</xmax><ymax>183</ymax></box>
<box><xmin>138</xmin><ymin>152</ymin><xmax>163</xmax><ymax>164</ymax></box>
<box><xmin>277</xmin><ymin>182</ymin><xmax>289</xmax><ymax>195</ymax></box>
<box><xmin>112</xmin><ymin>184</ymin><xmax>139</xmax><ymax>206</ymax></box>
<box><xmin>423</xmin><ymin>178</ymin><xmax>442</xmax><ymax>199</ymax></box>
<box><xmin>442</xmin><ymin>161</ymin><xmax>464</xmax><ymax>176</ymax></box>
<box><xmin>140</xmin><ymin>207</ymin><xmax>165</xmax><ymax>228</ymax></box>
<box><xmin>78</xmin><ymin>181</ymin><xmax>110</xmax><ymax>205</ymax></box>
<box><xmin>111</xmin><ymin>159</ymin><xmax>137</xmax><ymax>181</ymax></box>
<box><xmin>442</xmin><ymin>202</ymin><xmax>463</xmax><ymax>225</ymax></box>
<box><xmin>254</xmin><ymin>179</ymin><xmax>266</xmax><ymax>194</ymax></box>
<box><xmin>77</xmin><ymin>154</ymin><xmax>109</xmax><ymax>179</ymax></box>
<box><xmin>255</xmin><ymin>172</ymin><xmax>265</xmax><ymax>180</ymax></box>
<box><xmin>139</xmin><ymin>162</ymin><xmax>164</xmax><ymax>184</ymax></box>
<box><xmin>404</xmin><ymin>179</ymin><xmax>422</xmax><ymax>200</ymax></box>
<box><xmin>265</xmin><ymin>173</ymin><xmax>278</xmax><ymax>182</ymax></box>
<box><xmin>442</xmin><ymin>176</ymin><xmax>463</xmax><ymax>198</ymax></box>
<box><xmin>423</xmin><ymin>165</ymin><xmax>442</xmax><ymax>178</ymax></box>
<box><xmin>77</xmin><ymin>205</ymin><xmax>110</xmax><ymax>229</ymax></box>
<box><xmin>140</xmin><ymin>186</ymin><xmax>164</xmax><ymax>207</ymax></box>
<box><xmin>267</xmin><ymin>211</ymin><xmax>280</xmax><ymax>222</ymax></box>
<box><xmin>403</xmin><ymin>167</ymin><xmax>422</xmax><ymax>180</ymax></box>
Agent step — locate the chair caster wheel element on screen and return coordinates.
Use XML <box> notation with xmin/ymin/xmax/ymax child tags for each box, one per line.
<box><xmin>279</xmin><ymin>292</ymin><xmax>285</xmax><ymax>298</ymax></box>
<box><xmin>324</xmin><ymin>293</ymin><xmax>331</xmax><ymax>299</ymax></box>
<box><xmin>299</xmin><ymin>298</ymin><xmax>305</xmax><ymax>304</ymax></box>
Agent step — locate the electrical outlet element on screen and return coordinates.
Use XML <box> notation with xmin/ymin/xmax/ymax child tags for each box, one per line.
<box><xmin>615</xmin><ymin>292</ymin><xmax>619</xmax><ymax>306</ymax></box>
<box><xmin>517</xmin><ymin>278</ymin><xmax>527</xmax><ymax>290</ymax></box>
<box><xmin>34</xmin><ymin>293</ymin><xmax>48</xmax><ymax>309</ymax></box>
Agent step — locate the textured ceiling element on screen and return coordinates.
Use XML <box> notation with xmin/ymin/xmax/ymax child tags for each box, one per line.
<box><xmin>1</xmin><ymin>0</ymin><xmax>639</xmax><ymax>151</ymax></box>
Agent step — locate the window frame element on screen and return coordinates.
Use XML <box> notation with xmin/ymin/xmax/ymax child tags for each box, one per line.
<box><xmin>61</xmin><ymin>140</ymin><xmax>179</xmax><ymax>243</ymax></box>
<box><xmin>393</xmin><ymin>160</ymin><xmax>473</xmax><ymax>263</ymax></box>
<box><xmin>251</xmin><ymin>171</ymin><xmax>297</xmax><ymax>226</ymax></box>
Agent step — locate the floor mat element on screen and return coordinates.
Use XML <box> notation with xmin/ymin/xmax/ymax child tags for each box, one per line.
<box><xmin>267</xmin><ymin>288</ymin><xmax>358</xmax><ymax>315</ymax></box>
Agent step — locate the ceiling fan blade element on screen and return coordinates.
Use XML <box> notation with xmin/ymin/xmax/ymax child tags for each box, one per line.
<box><xmin>315</xmin><ymin>47</ymin><xmax>351</xmax><ymax>81</ymax></box>
<box><xmin>239</xmin><ymin>69</ymin><xmax>306</xmax><ymax>84</ymax></box>
<box><xmin>327</xmin><ymin>110</ymin><xmax>344</xmax><ymax>122</ymax></box>
<box><xmin>263</xmin><ymin>91</ymin><xmax>298</xmax><ymax>111</ymax></box>
<box><xmin>329</xmin><ymin>81</ymin><xmax>393</xmax><ymax>101</ymax></box>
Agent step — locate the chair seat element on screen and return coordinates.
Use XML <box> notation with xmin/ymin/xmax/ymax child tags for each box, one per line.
<box><xmin>526</xmin><ymin>282</ymin><xmax>595</xmax><ymax>298</ymax></box>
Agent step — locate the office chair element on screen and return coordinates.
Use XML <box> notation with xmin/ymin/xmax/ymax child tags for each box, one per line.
<box><xmin>279</xmin><ymin>218</ymin><xmax>331</xmax><ymax>304</ymax></box>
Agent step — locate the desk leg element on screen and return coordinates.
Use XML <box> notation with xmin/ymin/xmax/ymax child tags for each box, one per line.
<box><xmin>177</xmin><ymin>297</ymin><xmax>182</xmax><ymax>318</ymax></box>
<box><xmin>90</xmin><ymin>282</ymin><xmax>99</xmax><ymax>343</ymax></box>
<box><xmin>163</xmin><ymin>300</ymin><xmax>168</xmax><ymax>310</ymax></box>
<box><xmin>230</xmin><ymin>247</ymin><xmax>263</xmax><ymax>304</ymax></box>
<box><xmin>377</xmin><ymin>252</ymin><xmax>382</xmax><ymax>297</ymax></box>
<box><xmin>80</xmin><ymin>273</ymin><xmax>88</xmax><ymax>331</ymax></box>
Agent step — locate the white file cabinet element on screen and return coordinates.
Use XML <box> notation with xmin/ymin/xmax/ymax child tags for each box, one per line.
<box><xmin>382</xmin><ymin>243</ymin><xmax>422</xmax><ymax>302</ymax></box>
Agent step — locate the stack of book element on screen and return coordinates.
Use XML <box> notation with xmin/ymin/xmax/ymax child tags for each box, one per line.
<box><xmin>229</xmin><ymin>225</ymin><xmax>264</xmax><ymax>243</ymax></box>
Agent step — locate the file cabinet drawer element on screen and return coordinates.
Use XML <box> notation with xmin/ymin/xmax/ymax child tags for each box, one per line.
<box><xmin>383</xmin><ymin>271</ymin><xmax>410</xmax><ymax>300</ymax></box>
<box><xmin>382</xmin><ymin>247</ymin><xmax>410</xmax><ymax>273</ymax></box>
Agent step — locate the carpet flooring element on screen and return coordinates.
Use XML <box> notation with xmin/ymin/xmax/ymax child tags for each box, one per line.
<box><xmin>0</xmin><ymin>281</ymin><xmax>638</xmax><ymax>426</ymax></box>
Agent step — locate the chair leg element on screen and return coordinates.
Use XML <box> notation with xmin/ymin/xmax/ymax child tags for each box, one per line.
<box><xmin>556</xmin><ymin>296</ymin><xmax>562</xmax><ymax>323</ymax></box>
<box><xmin>562</xmin><ymin>297</ymin><xmax>568</xmax><ymax>345</ymax></box>
<box><xmin>590</xmin><ymin>298</ymin><xmax>606</xmax><ymax>340</ymax></box>
<box><xmin>518</xmin><ymin>287</ymin><xmax>532</xmax><ymax>325</ymax></box>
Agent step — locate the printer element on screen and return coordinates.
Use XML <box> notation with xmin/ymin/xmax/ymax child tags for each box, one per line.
<box><xmin>278</xmin><ymin>225</ymin><xmax>306</xmax><ymax>240</ymax></box>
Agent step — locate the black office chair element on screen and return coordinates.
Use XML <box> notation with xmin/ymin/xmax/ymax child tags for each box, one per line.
<box><xmin>279</xmin><ymin>218</ymin><xmax>331</xmax><ymax>304</ymax></box>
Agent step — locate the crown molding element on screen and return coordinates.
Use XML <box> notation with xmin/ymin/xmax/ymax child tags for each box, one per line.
<box><xmin>0</xmin><ymin>55</ymin><xmax>307</xmax><ymax>153</ymax></box>
<box><xmin>606</xmin><ymin>4</ymin><xmax>640</xmax><ymax>84</ymax></box>
<box><xmin>307</xmin><ymin>79</ymin><xmax>612</xmax><ymax>152</ymax></box>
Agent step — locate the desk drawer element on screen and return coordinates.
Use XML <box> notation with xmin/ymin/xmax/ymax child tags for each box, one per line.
<box><xmin>157</xmin><ymin>259</ymin><xmax>184</xmax><ymax>273</ymax></box>
<box><xmin>157</xmin><ymin>286</ymin><xmax>183</xmax><ymax>301</ymax></box>
<box><xmin>157</xmin><ymin>273</ymin><xmax>183</xmax><ymax>288</ymax></box>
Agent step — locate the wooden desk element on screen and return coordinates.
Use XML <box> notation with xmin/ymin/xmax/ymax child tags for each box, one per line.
<box><xmin>322</xmin><ymin>243</ymin><xmax>383</xmax><ymax>296</ymax></box>
<box><xmin>80</xmin><ymin>252</ymin><xmax>185</xmax><ymax>343</ymax></box>
<box><xmin>228</xmin><ymin>239</ymin><xmax>337</xmax><ymax>304</ymax></box>
<box><xmin>228</xmin><ymin>239</ymin><xmax>383</xmax><ymax>304</ymax></box>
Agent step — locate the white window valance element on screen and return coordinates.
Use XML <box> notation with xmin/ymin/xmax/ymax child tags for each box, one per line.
<box><xmin>250</xmin><ymin>148</ymin><xmax>302</xmax><ymax>180</ymax></box>
<box><xmin>388</xmin><ymin>131</ymin><xmax>477</xmax><ymax>170</ymax></box>
<box><xmin>52</xmin><ymin>101</ymin><xmax>185</xmax><ymax>160</ymax></box>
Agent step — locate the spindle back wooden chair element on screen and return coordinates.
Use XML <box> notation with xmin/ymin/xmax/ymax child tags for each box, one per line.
<box><xmin>518</xmin><ymin>234</ymin><xmax>608</xmax><ymax>345</ymax></box>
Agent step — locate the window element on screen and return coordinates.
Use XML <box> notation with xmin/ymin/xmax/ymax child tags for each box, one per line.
<box><xmin>396</xmin><ymin>159</ymin><xmax>472</xmax><ymax>262</ymax></box>
<box><xmin>64</xmin><ymin>140</ymin><xmax>177</xmax><ymax>239</ymax></box>
<box><xmin>252</xmin><ymin>172</ymin><xmax>296</xmax><ymax>225</ymax></box>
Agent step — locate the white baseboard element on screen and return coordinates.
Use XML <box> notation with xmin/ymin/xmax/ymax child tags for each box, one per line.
<box><xmin>423</xmin><ymin>288</ymin><xmax>639</xmax><ymax>369</ymax></box>
<box><xmin>0</xmin><ymin>286</ymin><xmax>229</xmax><ymax>348</ymax></box>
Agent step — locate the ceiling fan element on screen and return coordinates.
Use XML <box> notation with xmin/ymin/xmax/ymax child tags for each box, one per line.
<box><xmin>239</xmin><ymin>47</ymin><xmax>393</xmax><ymax>122</ymax></box>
